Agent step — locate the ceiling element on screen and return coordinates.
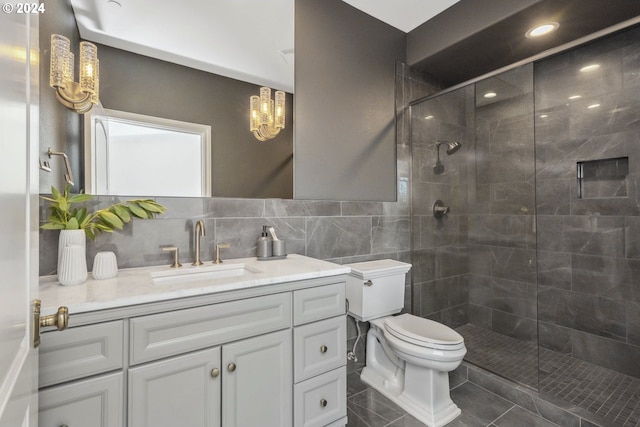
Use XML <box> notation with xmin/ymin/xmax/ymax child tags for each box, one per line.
<box><xmin>69</xmin><ymin>0</ymin><xmax>640</xmax><ymax>93</ymax></box>
<box><xmin>69</xmin><ymin>0</ymin><xmax>458</xmax><ymax>94</ymax></box>
<box><xmin>407</xmin><ymin>0</ymin><xmax>640</xmax><ymax>87</ymax></box>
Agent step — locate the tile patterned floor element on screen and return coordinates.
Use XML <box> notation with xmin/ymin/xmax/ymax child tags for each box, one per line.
<box><xmin>346</xmin><ymin>369</ymin><xmax>560</xmax><ymax>427</ymax></box>
<box><xmin>457</xmin><ymin>324</ymin><xmax>640</xmax><ymax>427</ymax></box>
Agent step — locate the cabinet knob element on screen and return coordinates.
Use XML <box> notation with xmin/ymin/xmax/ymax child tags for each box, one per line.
<box><xmin>320</xmin><ymin>345</ymin><xmax>328</xmax><ymax>353</ymax></box>
<box><xmin>227</xmin><ymin>363</ymin><xmax>236</xmax><ymax>372</ymax></box>
<box><xmin>320</xmin><ymin>399</ymin><xmax>328</xmax><ymax>408</ymax></box>
<box><xmin>364</xmin><ymin>280</ymin><xmax>373</xmax><ymax>286</ymax></box>
<box><xmin>211</xmin><ymin>368</ymin><xmax>220</xmax><ymax>378</ymax></box>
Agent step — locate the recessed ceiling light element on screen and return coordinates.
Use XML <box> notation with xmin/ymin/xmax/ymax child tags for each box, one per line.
<box><xmin>525</xmin><ymin>22</ymin><xmax>559</xmax><ymax>38</ymax></box>
<box><xmin>580</xmin><ymin>64</ymin><xmax>600</xmax><ymax>73</ymax></box>
<box><xmin>539</xmin><ymin>114</ymin><xmax>549</xmax><ymax>118</ymax></box>
<box><xmin>425</xmin><ymin>115</ymin><xmax>434</xmax><ymax>120</ymax></box>
<box><xmin>568</xmin><ymin>95</ymin><xmax>582</xmax><ymax>100</ymax></box>
<box><xmin>484</xmin><ymin>92</ymin><xmax>497</xmax><ymax>99</ymax></box>
<box><xmin>587</xmin><ymin>103</ymin><xmax>601</xmax><ymax>109</ymax></box>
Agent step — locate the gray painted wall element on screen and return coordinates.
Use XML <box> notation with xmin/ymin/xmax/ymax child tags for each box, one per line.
<box><xmin>294</xmin><ymin>0</ymin><xmax>406</xmax><ymax>201</ymax></box>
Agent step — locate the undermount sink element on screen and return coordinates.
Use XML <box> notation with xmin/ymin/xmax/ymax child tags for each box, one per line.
<box><xmin>150</xmin><ymin>263</ymin><xmax>261</xmax><ymax>285</ymax></box>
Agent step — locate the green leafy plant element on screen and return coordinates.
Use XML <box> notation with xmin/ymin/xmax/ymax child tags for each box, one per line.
<box><xmin>40</xmin><ymin>185</ymin><xmax>167</xmax><ymax>240</ymax></box>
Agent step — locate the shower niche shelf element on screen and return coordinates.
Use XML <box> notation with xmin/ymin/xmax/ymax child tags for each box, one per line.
<box><xmin>577</xmin><ymin>157</ymin><xmax>629</xmax><ymax>199</ymax></box>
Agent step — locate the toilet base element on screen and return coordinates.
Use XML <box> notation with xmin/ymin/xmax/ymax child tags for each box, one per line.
<box><xmin>361</xmin><ymin>365</ymin><xmax>461</xmax><ymax>427</ymax></box>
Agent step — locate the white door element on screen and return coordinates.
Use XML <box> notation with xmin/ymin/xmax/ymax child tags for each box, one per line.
<box><xmin>0</xmin><ymin>6</ymin><xmax>39</xmax><ymax>427</ymax></box>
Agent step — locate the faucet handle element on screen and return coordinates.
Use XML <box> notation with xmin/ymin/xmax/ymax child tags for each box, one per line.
<box><xmin>162</xmin><ymin>246</ymin><xmax>183</xmax><ymax>268</ymax></box>
<box><xmin>214</xmin><ymin>243</ymin><xmax>231</xmax><ymax>264</ymax></box>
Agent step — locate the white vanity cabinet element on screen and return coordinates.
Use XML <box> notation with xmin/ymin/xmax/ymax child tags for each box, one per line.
<box><xmin>38</xmin><ymin>263</ymin><xmax>348</xmax><ymax>427</ymax></box>
<box><xmin>293</xmin><ymin>283</ymin><xmax>348</xmax><ymax>427</ymax></box>
<box><xmin>38</xmin><ymin>320</ymin><xmax>125</xmax><ymax>427</ymax></box>
<box><xmin>128</xmin><ymin>293</ymin><xmax>292</xmax><ymax>427</ymax></box>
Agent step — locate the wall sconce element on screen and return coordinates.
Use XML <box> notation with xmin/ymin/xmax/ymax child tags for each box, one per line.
<box><xmin>49</xmin><ymin>34</ymin><xmax>100</xmax><ymax>114</ymax></box>
<box><xmin>249</xmin><ymin>87</ymin><xmax>285</xmax><ymax>141</ymax></box>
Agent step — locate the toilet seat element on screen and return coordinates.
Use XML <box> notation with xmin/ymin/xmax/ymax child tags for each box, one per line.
<box><xmin>384</xmin><ymin>314</ymin><xmax>465</xmax><ymax>351</ymax></box>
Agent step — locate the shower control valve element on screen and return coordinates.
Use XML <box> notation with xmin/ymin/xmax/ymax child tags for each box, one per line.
<box><xmin>433</xmin><ymin>200</ymin><xmax>450</xmax><ymax>219</ymax></box>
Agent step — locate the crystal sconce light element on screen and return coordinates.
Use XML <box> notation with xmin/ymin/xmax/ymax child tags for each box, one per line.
<box><xmin>250</xmin><ymin>87</ymin><xmax>285</xmax><ymax>141</ymax></box>
<box><xmin>49</xmin><ymin>34</ymin><xmax>100</xmax><ymax>114</ymax></box>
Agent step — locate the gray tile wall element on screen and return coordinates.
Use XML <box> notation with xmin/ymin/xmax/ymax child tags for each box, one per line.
<box><xmin>468</xmin><ymin>64</ymin><xmax>538</xmax><ymax>343</ymax></box>
<box><xmin>534</xmin><ymin>25</ymin><xmax>640</xmax><ymax>378</ymax></box>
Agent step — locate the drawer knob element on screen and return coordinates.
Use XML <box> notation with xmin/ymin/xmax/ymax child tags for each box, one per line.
<box><xmin>320</xmin><ymin>399</ymin><xmax>328</xmax><ymax>408</ymax></box>
<box><xmin>227</xmin><ymin>363</ymin><xmax>236</xmax><ymax>372</ymax></box>
<box><xmin>211</xmin><ymin>368</ymin><xmax>220</xmax><ymax>378</ymax></box>
<box><xmin>320</xmin><ymin>345</ymin><xmax>328</xmax><ymax>353</ymax></box>
<box><xmin>364</xmin><ymin>280</ymin><xmax>373</xmax><ymax>286</ymax></box>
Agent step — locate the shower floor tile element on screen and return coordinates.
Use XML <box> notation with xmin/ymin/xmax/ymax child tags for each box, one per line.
<box><xmin>456</xmin><ymin>323</ymin><xmax>640</xmax><ymax>427</ymax></box>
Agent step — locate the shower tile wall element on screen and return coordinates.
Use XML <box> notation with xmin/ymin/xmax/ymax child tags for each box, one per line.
<box><xmin>535</xmin><ymin>25</ymin><xmax>640</xmax><ymax>379</ymax></box>
<box><xmin>410</xmin><ymin>85</ymin><xmax>473</xmax><ymax>327</ymax></box>
<box><xmin>467</xmin><ymin>65</ymin><xmax>538</xmax><ymax>344</ymax></box>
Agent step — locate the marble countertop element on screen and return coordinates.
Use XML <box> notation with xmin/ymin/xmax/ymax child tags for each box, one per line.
<box><xmin>39</xmin><ymin>254</ymin><xmax>350</xmax><ymax>315</ymax></box>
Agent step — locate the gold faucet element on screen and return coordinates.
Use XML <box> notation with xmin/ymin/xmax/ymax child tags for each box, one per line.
<box><xmin>193</xmin><ymin>220</ymin><xmax>206</xmax><ymax>266</ymax></box>
<box><xmin>214</xmin><ymin>243</ymin><xmax>231</xmax><ymax>264</ymax></box>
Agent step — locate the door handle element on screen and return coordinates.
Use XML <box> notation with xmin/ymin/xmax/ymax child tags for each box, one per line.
<box><xmin>33</xmin><ymin>300</ymin><xmax>69</xmax><ymax>348</ymax></box>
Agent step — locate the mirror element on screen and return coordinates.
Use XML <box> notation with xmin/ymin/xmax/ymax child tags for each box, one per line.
<box><xmin>56</xmin><ymin>0</ymin><xmax>294</xmax><ymax>199</ymax></box>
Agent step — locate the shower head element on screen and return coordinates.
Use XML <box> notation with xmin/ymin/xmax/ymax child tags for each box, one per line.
<box><xmin>436</xmin><ymin>140</ymin><xmax>462</xmax><ymax>155</ymax></box>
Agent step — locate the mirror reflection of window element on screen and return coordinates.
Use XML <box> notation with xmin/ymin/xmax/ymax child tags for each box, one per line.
<box><xmin>86</xmin><ymin>109</ymin><xmax>211</xmax><ymax>197</ymax></box>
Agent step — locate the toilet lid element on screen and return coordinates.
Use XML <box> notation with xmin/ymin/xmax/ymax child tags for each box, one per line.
<box><xmin>384</xmin><ymin>314</ymin><xmax>464</xmax><ymax>348</ymax></box>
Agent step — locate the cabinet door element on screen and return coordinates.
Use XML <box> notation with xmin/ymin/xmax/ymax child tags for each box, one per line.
<box><xmin>129</xmin><ymin>347</ymin><xmax>221</xmax><ymax>427</ymax></box>
<box><xmin>38</xmin><ymin>372</ymin><xmax>123</xmax><ymax>427</ymax></box>
<box><xmin>222</xmin><ymin>329</ymin><xmax>292</xmax><ymax>427</ymax></box>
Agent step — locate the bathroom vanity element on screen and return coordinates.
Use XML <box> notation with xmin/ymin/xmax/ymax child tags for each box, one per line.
<box><xmin>37</xmin><ymin>254</ymin><xmax>349</xmax><ymax>427</ymax></box>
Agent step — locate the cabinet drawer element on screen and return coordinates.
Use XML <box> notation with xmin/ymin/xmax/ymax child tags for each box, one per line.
<box><xmin>39</xmin><ymin>320</ymin><xmax>124</xmax><ymax>387</ymax></box>
<box><xmin>130</xmin><ymin>292</ymin><xmax>291</xmax><ymax>364</ymax></box>
<box><xmin>293</xmin><ymin>283</ymin><xmax>345</xmax><ymax>326</ymax></box>
<box><xmin>294</xmin><ymin>316</ymin><xmax>346</xmax><ymax>382</ymax></box>
<box><xmin>39</xmin><ymin>371</ymin><xmax>124</xmax><ymax>427</ymax></box>
<box><xmin>294</xmin><ymin>366</ymin><xmax>347</xmax><ymax>427</ymax></box>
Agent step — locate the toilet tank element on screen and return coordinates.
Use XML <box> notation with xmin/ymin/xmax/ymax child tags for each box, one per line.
<box><xmin>344</xmin><ymin>259</ymin><xmax>412</xmax><ymax>321</ymax></box>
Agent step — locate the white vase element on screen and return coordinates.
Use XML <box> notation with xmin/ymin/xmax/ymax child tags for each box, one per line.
<box><xmin>92</xmin><ymin>251</ymin><xmax>118</xmax><ymax>280</ymax></box>
<box><xmin>57</xmin><ymin>230</ymin><xmax>87</xmax><ymax>286</ymax></box>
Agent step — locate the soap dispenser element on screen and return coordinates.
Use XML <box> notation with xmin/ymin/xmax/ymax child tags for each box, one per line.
<box><xmin>256</xmin><ymin>225</ymin><xmax>272</xmax><ymax>258</ymax></box>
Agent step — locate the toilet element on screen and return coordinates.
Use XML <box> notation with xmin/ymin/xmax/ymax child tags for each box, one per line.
<box><xmin>345</xmin><ymin>259</ymin><xmax>466</xmax><ymax>427</ymax></box>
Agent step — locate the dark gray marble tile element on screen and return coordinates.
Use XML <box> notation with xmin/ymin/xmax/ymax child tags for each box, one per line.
<box><xmin>535</xmin><ymin>179</ymin><xmax>571</xmax><ymax>216</ymax></box>
<box><xmin>416</xmin><ymin>214</ymin><xmax>461</xmax><ymax>250</ymax></box>
<box><xmin>538</xmin><ymin>321</ymin><xmax>572</xmax><ymax>354</ymax></box>
<box><xmin>264</xmin><ymin>199</ymin><xmax>341</xmax><ymax>217</ymax></box>
<box><xmin>467</xmin><ymin>214</ymin><xmax>535</xmax><ymax>249</ymax></box>
<box><xmin>342</xmin><ymin>202</ymin><xmax>384</xmax><ymax>216</ymax></box>
<box><xmin>466</xmin><ymin>365</ymin><xmax>580</xmax><ymax>427</ymax></box>
<box><xmin>489</xmin><ymin>182</ymin><xmax>535</xmax><ymax>216</ymax></box>
<box><xmin>306</xmin><ymin>216</ymin><xmax>372</xmax><ymax>259</ymax></box>
<box><xmin>348</xmin><ymin>388</ymin><xmax>406</xmax><ymax>426</ymax></box>
<box><xmin>536</xmin><ymin>250</ymin><xmax>571</xmax><ymax>290</ymax></box>
<box><xmin>214</xmin><ymin>217</ymin><xmax>303</xmax><ymax>259</ymax></box>
<box><xmin>155</xmin><ymin>197</ymin><xmax>204</xmax><ymax>219</ymax></box>
<box><xmin>467</xmin><ymin>303</ymin><xmax>492</xmax><ymax>329</ymax></box>
<box><xmin>572</xmin><ymin>329</ymin><xmax>640</xmax><ymax>378</ymax></box>
<box><xmin>628</xmin><ymin>301</ymin><xmax>640</xmax><ymax>347</ymax></box>
<box><xmin>538</xmin><ymin>286</ymin><xmax>626</xmax><ymax>342</ymax></box>
<box><xmin>449</xmin><ymin>382</ymin><xmax>514</xmax><ymax>426</ymax></box>
<box><xmin>489</xmin><ymin>247</ymin><xmax>536</xmax><ymax>284</ymax></box>
<box><xmin>493</xmin><ymin>406</ymin><xmax>562</xmax><ymax>427</ymax></box>
<box><xmin>624</xmin><ymin>216</ymin><xmax>640</xmax><ymax>259</ymax></box>
<box><xmin>420</xmin><ymin>276</ymin><xmax>468</xmax><ymax>317</ymax></box>
<box><xmin>203</xmin><ymin>197</ymin><xmax>264</xmax><ymax>218</ymax></box>
<box><xmin>491</xmin><ymin>310</ymin><xmax>537</xmax><ymax>342</ymax></box>
<box><xmin>467</xmin><ymin>245</ymin><xmax>491</xmax><ymax>277</ymax></box>
<box><xmin>571</xmin><ymin>254</ymin><xmax>638</xmax><ymax>301</ymax></box>
<box><xmin>372</xmin><ymin>216</ymin><xmax>410</xmax><ymax>254</ymax></box>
